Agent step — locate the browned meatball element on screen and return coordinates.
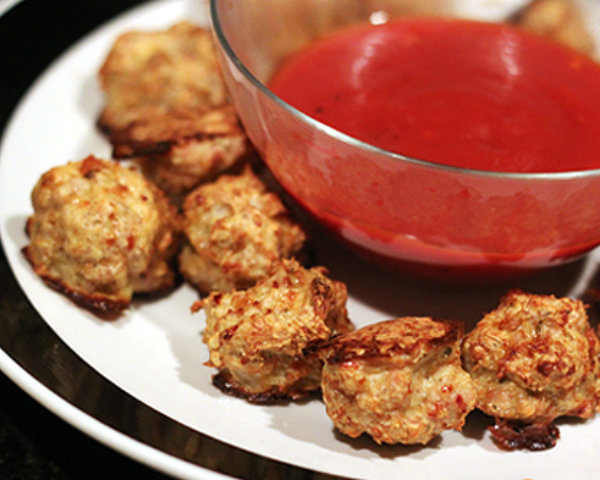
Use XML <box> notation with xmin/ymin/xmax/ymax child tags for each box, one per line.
<box><xmin>98</xmin><ymin>22</ymin><xmax>247</xmax><ymax>195</ymax></box>
<box><xmin>201</xmin><ymin>259</ymin><xmax>353</xmax><ymax>403</ymax></box>
<box><xmin>511</xmin><ymin>0</ymin><xmax>596</xmax><ymax>56</ymax></box>
<box><xmin>24</xmin><ymin>156</ymin><xmax>179</xmax><ymax>316</ymax></box>
<box><xmin>462</xmin><ymin>290</ymin><xmax>600</xmax><ymax>424</ymax></box>
<box><xmin>179</xmin><ymin>166</ymin><xmax>306</xmax><ymax>293</ymax></box>
<box><xmin>320</xmin><ymin>317</ymin><xmax>476</xmax><ymax>445</ymax></box>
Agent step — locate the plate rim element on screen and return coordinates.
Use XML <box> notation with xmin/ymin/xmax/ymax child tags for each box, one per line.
<box><xmin>0</xmin><ymin>344</ymin><xmax>233</xmax><ymax>480</ymax></box>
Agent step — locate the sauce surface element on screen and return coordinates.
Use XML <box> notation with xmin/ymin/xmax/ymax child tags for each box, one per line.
<box><xmin>269</xmin><ymin>19</ymin><xmax>600</xmax><ymax>173</ymax></box>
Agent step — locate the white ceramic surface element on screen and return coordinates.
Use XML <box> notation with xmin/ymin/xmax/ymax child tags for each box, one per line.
<box><xmin>1</xmin><ymin>1</ymin><xmax>599</xmax><ymax>479</ymax></box>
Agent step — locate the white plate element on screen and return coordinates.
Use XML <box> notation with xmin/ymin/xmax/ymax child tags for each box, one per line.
<box><xmin>1</xmin><ymin>1</ymin><xmax>600</xmax><ymax>479</ymax></box>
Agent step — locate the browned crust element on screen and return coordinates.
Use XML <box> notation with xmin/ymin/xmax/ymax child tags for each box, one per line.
<box><xmin>133</xmin><ymin>271</ymin><xmax>181</xmax><ymax>301</ymax></box>
<box><xmin>79</xmin><ymin>154</ymin><xmax>106</xmax><ymax>178</ymax></box>
<box><xmin>98</xmin><ymin>107</ymin><xmax>245</xmax><ymax>160</ymax></box>
<box><xmin>489</xmin><ymin>418</ymin><xmax>560</xmax><ymax>451</ymax></box>
<box><xmin>211</xmin><ymin>370</ymin><xmax>318</xmax><ymax>405</ymax></box>
<box><xmin>323</xmin><ymin>318</ymin><xmax>461</xmax><ymax>365</ymax></box>
<box><xmin>22</xmin><ymin>246</ymin><xmax>128</xmax><ymax>319</ymax></box>
<box><xmin>25</xmin><ymin>216</ymin><xmax>33</xmax><ymax>237</ymax></box>
<box><xmin>109</xmin><ymin>131</ymin><xmax>220</xmax><ymax>159</ymax></box>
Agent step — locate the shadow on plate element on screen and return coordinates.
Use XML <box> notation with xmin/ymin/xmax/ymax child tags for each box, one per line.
<box><xmin>265</xmin><ymin>396</ymin><xmax>494</xmax><ymax>461</ymax></box>
<box><xmin>311</xmin><ymin>228</ymin><xmax>593</xmax><ymax>330</ymax></box>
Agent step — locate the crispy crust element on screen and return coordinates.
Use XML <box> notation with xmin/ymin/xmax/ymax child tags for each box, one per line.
<box><xmin>133</xmin><ymin>135</ymin><xmax>249</xmax><ymax>196</ymax></box>
<box><xmin>489</xmin><ymin>419</ymin><xmax>560</xmax><ymax>451</ymax></box>
<box><xmin>98</xmin><ymin>22</ymin><xmax>226</xmax><ymax>131</ymax></box>
<box><xmin>22</xmin><ymin>245</ymin><xmax>128</xmax><ymax>317</ymax></box>
<box><xmin>320</xmin><ymin>317</ymin><xmax>476</xmax><ymax>445</ymax></box>
<box><xmin>98</xmin><ymin>22</ymin><xmax>247</xmax><ymax>192</ymax></box>
<box><xmin>462</xmin><ymin>290</ymin><xmax>600</xmax><ymax>424</ymax></box>
<box><xmin>179</xmin><ymin>166</ymin><xmax>307</xmax><ymax>292</ymax></box>
<box><xmin>201</xmin><ymin>259</ymin><xmax>352</xmax><ymax>400</ymax></box>
<box><xmin>24</xmin><ymin>156</ymin><xmax>181</xmax><ymax>318</ymax></box>
<box><xmin>322</xmin><ymin>317</ymin><xmax>461</xmax><ymax>365</ymax></box>
<box><xmin>211</xmin><ymin>367</ymin><xmax>320</xmax><ymax>404</ymax></box>
<box><xmin>102</xmin><ymin>106</ymin><xmax>244</xmax><ymax>159</ymax></box>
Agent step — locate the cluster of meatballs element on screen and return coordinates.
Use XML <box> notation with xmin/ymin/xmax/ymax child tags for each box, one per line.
<box><xmin>200</xmin><ymin>284</ymin><xmax>600</xmax><ymax>449</ymax></box>
<box><xmin>25</xmin><ymin>21</ymin><xmax>288</xmax><ymax>316</ymax></box>
<box><xmin>24</xmin><ymin>19</ymin><xmax>600</xmax><ymax>451</ymax></box>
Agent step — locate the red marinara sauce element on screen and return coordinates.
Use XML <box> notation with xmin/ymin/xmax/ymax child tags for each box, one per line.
<box><xmin>269</xmin><ymin>18</ymin><xmax>600</xmax><ymax>173</ymax></box>
<box><xmin>266</xmin><ymin>18</ymin><xmax>600</xmax><ymax>278</ymax></box>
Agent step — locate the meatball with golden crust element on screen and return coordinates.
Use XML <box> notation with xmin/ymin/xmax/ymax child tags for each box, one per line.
<box><xmin>201</xmin><ymin>259</ymin><xmax>353</xmax><ymax>403</ymax></box>
<box><xmin>98</xmin><ymin>22</ymin><xmax>247</xmax><ymax>194</ymax></box>
<box><xmin>24</xmin><ymin>155</ymin><xmax>179</xmax><ymax>316</ymax></box>
<box><xmin>179</xmin><ymin>166</ymin><xmax>306</xmax><ymax>293</ymax></box>
<box><xmin>511</xmin><ymin>0</ymin><xmax>596</xmax><ymax>57</ymax></box>
<box><xmin>462</xmin><ymin>290</ymin><xmax>600</xmax><ymax>425</ymax></box>
<box><xmin>320</xmin><ymin>317</ymin><xmax>476</xmax><ymax>445</ymax></box>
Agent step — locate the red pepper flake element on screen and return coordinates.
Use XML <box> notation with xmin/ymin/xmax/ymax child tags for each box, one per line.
<box><xmin>537</xmin><ymin>361</ymin><xmax>556</xmax><ymax>377</ymax></box>
<box><xmin>428</xmin><ymin>402</ymin><xmax>442</xmax><ymax>418</ymax></box>
<box><xmin>222</xmin><ymin>324</ymin><xmax>239</xmax><ymax>341</ymax></box>
<box><xmin>190</xmin><ymin>300</ymin><xmax>204</xmax><ymax>313</ymax></box>
<box><xmin>80</xmin><ymin>155</ymin><xmax>105</xmax><ymax>179</ymax></box>
<box><xmin>127</xmin><ymin>235</ymin><xmax>135</xmax><ymax>250</ymax></box>
<box><xmin>41</xmin><ymin>174</ymin><xmax>54</xmax><ymax>187</ymax></box>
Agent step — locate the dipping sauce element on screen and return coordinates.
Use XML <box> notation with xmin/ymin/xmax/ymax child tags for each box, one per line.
<box><xmin>269</xmin><ymin>18</ymin><xmax>600</xmax><ymax>173</ymax></box>
<box><xmin>260</xmin><ymin>17</ymin><xmax>600</xmax><ymax>278</ymax></box>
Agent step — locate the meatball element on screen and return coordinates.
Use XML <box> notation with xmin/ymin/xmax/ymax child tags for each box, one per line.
<box><xmin>201</xmin><ymin>259</ymin><xmax>353</xmax><ymax>402</ymax></box>
<box><xmin>179</xmin><ymin>166</ymin><xmax>306</xmax><ymax>293</ymax></box>
<box><xmin>24</xmin><ymin>155</ymin><xmax>179</xmax><ymax>316</ymax></box>
<box><xmin>320</xmin><ymin>317</ymin><xmax>476</xmax><ymax>445</ymax></box>
<box><xmin>462</xmin><ymin>290</ymin><xmax>600</xmax><ymax>428</ymax></box>
<box><xmin>511</xmin><ymin>0</ymin><xmax>595</xmax><ymax>57</ymax></box>
<box><xmin>98</xmin><ymin>22</ymin><xmax>247</xmax><ymax>195</ymax></box>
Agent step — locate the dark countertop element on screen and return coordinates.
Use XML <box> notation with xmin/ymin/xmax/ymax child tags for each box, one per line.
<box><xmin>0</xmin><ymin>367</ymin><xmax>166</xmax><ymax>480</ymax></box>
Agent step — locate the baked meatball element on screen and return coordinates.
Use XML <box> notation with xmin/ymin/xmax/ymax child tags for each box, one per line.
<box><xmin>201</xmin><ymin>259</ymin><xmax>353</xmax><ymax>402</ymax></box>
<box><xmin>320</xmin><ymin>317</ymin><xmax>476</xmax><ymax>445</ymax></box>
<box><xmin>98</xmin><ymin>22</ymin><xmax>247</xmax><ymax>195</ymax></box>
<box><xmin>511</xmin><ymin>0</ymin><xmax>595</xmax><ymax>56</ymax></box>
<box><xmin>179</xmin><ymin>166</ymin><xmax>306</xmax><ymax>293</ymax></box>
<box><xmin>24</xmin><ymin>155</ymin><xmax>179</xmax><ymax>316</ymax></box>
<box><xmin>462</xmin><ymin>290</ymin><xmax>600</xmax><ymax>432</ymax></box>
